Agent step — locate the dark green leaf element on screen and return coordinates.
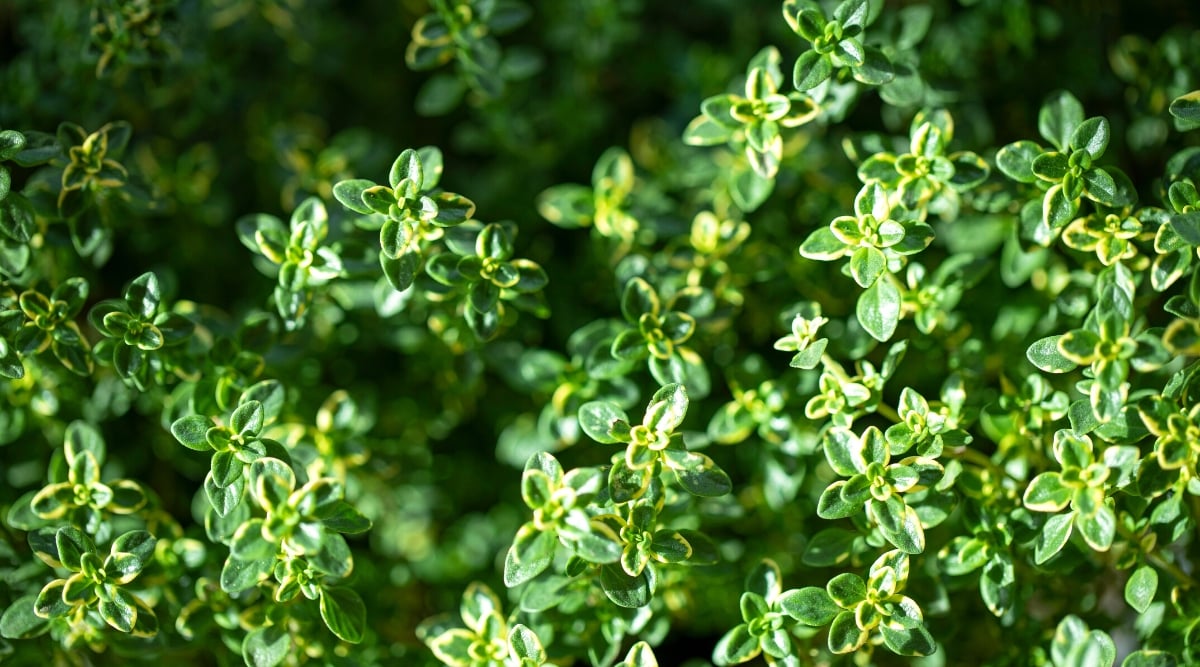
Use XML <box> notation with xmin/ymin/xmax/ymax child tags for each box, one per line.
<box><xmin>230</xmin><ymin>400</ymin><xmax>265</xmax><ymax>436</ymax></box>
<box><xmin>849</xmin><ymin>246</ymin><xmax>886</xmax><ymax>288</ymax></box>
<box><xmin>319</xmin><ymin>587</ymin><xmax>366</xmax><ymax>643</ymax></box>
<box><xmin>828</xmin><ymin>610</ymin><xmax>866</xmax><ymax>653</ymax></box>
<box><xmin>779</xmin><ymin>587</ymin><xmax>839</xmax><ymax>626</ymax></box>
<box><xmin>880</xmin><ymin>620</ymin><xmax>937</xmax><ymax>657</ymax></box>
<box><xmin>97</xmin><ymin>591</ymin><xmax>136</xmax><ymax>634</ymax></box>
<box><xmin>1070</xmin><ymin>117</ymin><xmax>1110</xmax><ymax>158</ymax></box>
<box><xmin>817</xmin><ymin>481</ymin><xmax>862</xmax><ymax>519</ymax></box>
<box><xmin>799</xmin><ymin>226</ymin><xmax>846</xmax><ymax>260</ymax></box>
<box><xmin>683</xmin><ymin>114</ymin><xmax>733</xmax><ymax>146</ymax></box>
<box><xmin>0</xmin><ymin>130</ymin><xmax>26</xmax><ymax>161</ymax></box>
<box><xmin>111</xmin><ymin>530</ymin><xmax>156</xmax><ymax>570</ymax></box>
<box><xmin>508</xmin><ymin>624</ymin><xmax>546</xmax><ymax>662</ymax></box>
<box><xmin>621</xmin><ymin>277</ymin><xmax>659</xmax><ymax>321</ymax></box>
<box><xmin>415</xmin><ymin>73</ymin><xmax>467</xmax><ymax>116</ymax></box>
<box><xmin>1043</xmin><ymin>183</ymin><xmax>1078</xmax><ymax>230</ymax></box>
<box><xmin>949</xmin><ymin>151</ymin><xmax>990</xmax><ymax>189</ymax></box>
<box><xmin>649</xmin><ymin>348</ymin><xmax>711</xmax><ymax>399</ymax></box>
<box><xmin>205</xmin><ymin>471</ymin><xmax>245</xmax><ymax>517</ymax></box>
<box><xmin>511</xmin><ymin>259</ymin><xmax>548</xmax><ymax>292</ymax></box>
<box><xmin>826</xmin><ymin>572</ymin><xmax>866</xmax><ymax>607</ymax></box>
<box><xmin>618</xmin><ymin>641</ymin><xmax>658</xmax><ymax>667</ymax></box>
<box><xmin>389</xmin><ymin>149</ymin><xmax>422</xmax><ymax>190</ymax></box>
<box><xmin>317</xmin><ymin>500</ymin><xmax>372</xmax><ymax>534</ymax></box>
<box><xmin>468</xmin><ymin>280</ymin><xmax>500</xmax><ymax>314</ymax></box>
<box><xmin>1032</xmin><ymin>152</ymin><xmax>1069</xmax><ymax>181</ymax></box>
<box><xmin>608</xmin><ymin>456</ymin><xmax>651</xmax><ymax>503</ymax></box>
<box><xmin>1024</xmin><ymin>472</ymin><xmax>1072</xmax><ymax>512</ymax></box>
<box><xmin>465</xmin><ymin>301</ymin><xmax>502</xmax><ymax>340</ymax></box>
<box><xmin>712</xmin><ymin>623</ymin><xmax>759</xmax><ymax>666</ymax></box>
<box><xmin>332</xmin><ymin>179</ymin><xmax>376</xmax><ymax>215</ymax></box>
<box><xmin>504</xmin><ymin>524</ymin><xmax>556</xmax><ymax>587</ymax></box>
<box><xmin>746</xmin><ymin>559</ymin><xmax>783</xmax><ymax>601</ymax></box>
<box><xmin>432</xmin><ymin>192</ymin><xmax>474</xmax><ymax>226</ymax></box>
<box><xmin>790</xmin><ymin>7</ymin><xmax>825</xmax><ymax>41</ymax></box>
<box><xmin>662</xmin><ymin>449</ymin><xmax>732</xmax><ymax>496</ymax></box>
<box><xmin>125</xmin><ymin>272</ymin><xmax>161</xmax><ymax>319</ymax></box>
<box><xmin>1122</xmin><ymin>650</ymin><xmax>1178</xmax><ymax>667</ymax></box>
<box><xmin>0</xmin><ymin>194</ymin><xmax>35</xmax><ymax>243</ymax></box>
<box><xmin>1035</xmin><ymin>512</ymin><xmax>1074</xmax><ymax>564</ymax></box>
<box><xmin>857</xmin><ymin>277</ymin><xmax>901</xmax><ymax>342</ymax></box>
<box><xmin>873</xmin><ymin>496</ymin><xmax>925</xmax><ymax>554</ymax></box>
<box><xmin>231</xmin><ymin>520</ymin><xmax>275</xmax><ymax>561</ymax></box>
<box><xmin>172</xmin><ymin>415</ymin><xmax>213</xmax><ymax>451</ymax></box>
<box><xmin>579</xmin><ymin>401</ymin><xmax>628</xmax><ymax>444</ymax></box>
<box><xmin>1168</xmin><ymin>90</ymin><xmax>1200</xmax><ymax>123</ymax></box>
<box><xmin>55</xmin><ymin>526</ymin><xmax>91</xmax><ymax>571</ymax></box>
<box><xmin>1170</xmin><ymin>211</ymin><xmax>1200</xmax><ymax>246</ymax></box>
<box><xmin>793</xmin><ymin>50</ymin><xmax>832</xmax><ymax>91</ymax></box>
<box><xmin>310</xmin><ymin>533</ymin><xmax>352</xmax><ymax>577</ymax></box>
<box><xmin>1</xmin><ymin>595</ymin><xmax>47</xmax><ymax>639</ymax></box>
<box><xmin>1027</xmin><ymin>335</ymin><xmax>1078</xmax><ymax>373</ymax></box>
<box><xmin>731</xmin><ymin>168</ymin><xmax>775</xmax><ymax>211</ymax></box>
<box><xmin>677</xmin><ymin>529</ymin><xmax>720</xmax><ymax>565</ymax></box>
<box><xmin>645</xmin><ymin>383</ymin><xmax>688</xmax><ymax>433</ymax></box>
<box><xmin>51</xmin><ymin>325</ymin><xmax>93</xmax><ymax>375</ymax></box>
<box><xmin>802</xmin><ymin>528</ymin><xmax>859</xmax><ymax>567</ymax></box>
<box><xmin>33</xmin><ymin>581</ymin><xmax>69</xmax><ymax>619</ymax></box>
<box><xmin>536</xmin><ymin>184</ymin><xmax>594</xmax><ymax>228</ymax></box>
<box><xmin>12</xmin><ymin>131</ymin><xmax>59</xmax><ymax>166</ymax></box>
<box><xmin>241</xmin><ymin>380</ymin><xmax>285</xmax><ymax>424</ymax></box>
<box><xmin>63</xmin><ymin>420</ymin><xmax>104</xmax><ymax>465</ymax></box>
<box><xmin>561</xmin><ymin>519</ymin><xmax>622</xmax><ymax>563</ymax></box>
<box><xmin>1082</xmin><ymin>168</ymin><xmax>1118</xmax><ymax>206</ymax></box>
<box><xmin>28</xmin><ymin>528</ymin><xmax>62</xmax><ymax>568</ymax></box>
<box><xmin>380</xmin><ymin>250</ymin><xmax>421</xmax><ymax>292</ymax></box>
<box><xmin>1076</xmin><ymin>504</ymin><xmax>1115</xmax><ymax>551</ymax></box>
<box><xmin>650</xmin><ymin>530</ymin><xmax>691</xmax><ymax>563</ymax></box>
<box><xmin>599</xmin><ymin>563</ymin><xmax>655</xmax><ymax>608</ymax></box>
<box><xmin>243</xmin><ymin>625</ymin><xmax>290</xmax><ymax>667</ymax></box>
<box><xmin>832</xmin><ymin>0</ymin><xmax>867</xmax><ymax>26</ymax></box>
<box><xmin>980</xmin><ymin>556</ymin><xmax>1015</xmax><ymax>617</ymax></box>
<box><xmin>851</xmin><ymin>45</ymin><xmax>894</xmax><ymax>85</ymax></box>
<box><xmin>211</xmin><ymin>450</ymin><xmax>242</xmax><ymax>488</ymax></box>
<box><xmin>1124</xmin><ymin>565</ymin><xmax>1158</xmax><ymax>614</ymax></box>
<box><xmin>249</xmin><ymin>457</ymin><xmax>295</xmax><ymax>509</ymax></box>
<box><xmin>1039</xmin><ymin>91</ymin><xmax>1084</xmax><ymax>152</ymax></box>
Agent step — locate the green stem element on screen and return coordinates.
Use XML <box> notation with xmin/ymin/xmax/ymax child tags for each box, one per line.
<box><xmin>875</xmin><ymin>402</ymin><xmax>902</xmax><ymax>424</ymax></box>
<box><xmin>948</xmin><ymin>446</ymin><xmax>994</xmax><ymax>469</ymax></box>
<box><xmin>1116</xmin><ymin>521</ymin><xmax>1198</xmax><ymax>589</ymax></box>
<box><xmin>820</xmin><ymin>354</ymin><xmax>851</xmax><ymax>382</ymax></box>
<box><xmin>1150</xmin><ymin>553</ymin><xmax>1197</xmax><ymax>589</ymax></box>
<box><xmin>944</xmin><ymin>443</ymin><xmax>1023</xmax><ymax>484</ymax></box>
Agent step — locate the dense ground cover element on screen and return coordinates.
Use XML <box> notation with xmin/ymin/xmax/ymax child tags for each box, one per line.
<box><xmin>1</xmin><ymin>1</ymin><xmax>1200</xmax><ymax>665</ymax></box>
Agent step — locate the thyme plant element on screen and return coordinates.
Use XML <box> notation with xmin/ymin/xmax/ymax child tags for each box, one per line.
<box><xmin>1</xmin><ymin>0</ymin><xmax>1200</xmax><ymax>666</ymax></box>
